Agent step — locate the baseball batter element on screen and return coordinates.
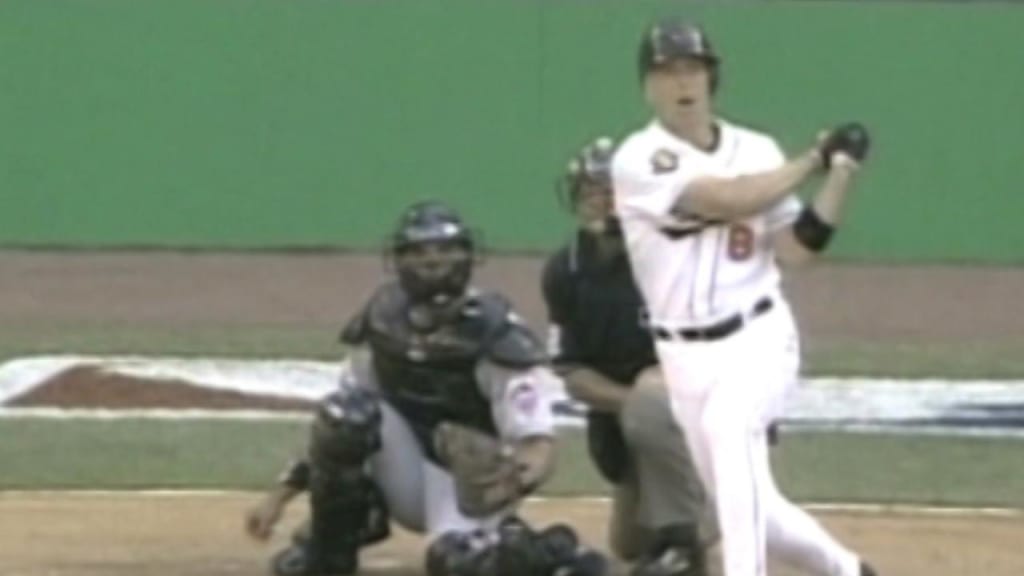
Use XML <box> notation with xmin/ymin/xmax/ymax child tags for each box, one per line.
<box><xmin>611</xmin><ymin>18</ymin><xmax>876</xmax><ymax>576</ymax></box>
<box><xmin>245</xmin><ymin>201</ymin><xmax>606</xmax><ymax>576</ymax></box>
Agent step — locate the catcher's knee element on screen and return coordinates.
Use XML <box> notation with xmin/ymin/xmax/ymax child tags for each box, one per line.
<box><xmin>309</xmin><ymin>386</ymin><xmax>382</xmax><ymax>468</ymax></box>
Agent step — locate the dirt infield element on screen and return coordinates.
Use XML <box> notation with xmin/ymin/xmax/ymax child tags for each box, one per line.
<box><xmin>6</xmin><ymin>365</ymin><xmax>316</xmax><ymax>411</ymax></box>
<box><xmin>0</xmin><ymin>493</ymin><xmax>1021</xmax><ymax>576</ymax></box>
<box><xmin>2</xmin><ymin>251</ymin><xmax>1023</xmax><ymax>346</ymax></box>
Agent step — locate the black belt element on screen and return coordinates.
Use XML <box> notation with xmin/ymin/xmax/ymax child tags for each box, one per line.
<box><xmin>651</xmin><ymin>297</ymin><xmax>774</xmax><ymax>343</ymax></box>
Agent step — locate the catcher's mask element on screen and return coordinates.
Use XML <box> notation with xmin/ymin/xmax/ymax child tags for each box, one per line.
<box><xmin>388</xmin><ymin>200</ymin><xmax>478</xmax><ymax>310</ymax></box>
<box><xmin>557</xmin><ymin>136</ymin><xmax>621</xmax><ymax>236</ymax></box>
<box><xmin>637</xmin><ymin>18</ymin><xmax>721</xmax><ymax>93</ymax></box>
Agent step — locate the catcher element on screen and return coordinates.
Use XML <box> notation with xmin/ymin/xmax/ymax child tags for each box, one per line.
<box><xmin>543</xmin><ymin>137</ymin><xmax>713</xmax><ymax>576</ymax></box>
<box><xmin>244</xmin><ymin>200</ymin><xmax>607</xmax><ymax>576</ymax></box>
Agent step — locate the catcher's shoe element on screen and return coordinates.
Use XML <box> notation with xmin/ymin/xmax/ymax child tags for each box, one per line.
<box><xmin>270</xmin><ymin>543</ymin><xmax>357</xmax><ymax>576</ymax></box>
<box><xmin>861</xmin><ymin>561</ymin><xmax>879</xmax><ymax>576</ymax></box>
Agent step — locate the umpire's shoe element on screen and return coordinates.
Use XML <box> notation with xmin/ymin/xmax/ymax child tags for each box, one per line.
<box><xmin>861</xmin><ymin>561</ymin><xmax>879</xmax><ymax>576</ymax></box>
<box><xmin>631</xmin><ymin>524</ymin><xmax>705</xmax><ymax>576</ymax></box>
<box><xmin>270</xmin><ymin>544</ymin><xmax>357</xmax><ymax>576</ymax></box>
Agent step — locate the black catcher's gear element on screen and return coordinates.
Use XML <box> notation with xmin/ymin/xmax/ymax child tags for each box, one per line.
<box><xmin>426</xmin><ymin>518</ymin><xmax>609</xmax><ymax>576</ymax></box>
<box><xmin>341</xmin><ymin>283</ymin><xmax>546</xmax><ymax>461</ymax></box>
<box><xmin>282</xmin><ymin>387</ymin><xmax>389</xmax><ymax>576</ymax></box>
<box><xmin>389</xmin><ymin>200</ymin><xmax>477</xmax><ymax>307</ymax></box>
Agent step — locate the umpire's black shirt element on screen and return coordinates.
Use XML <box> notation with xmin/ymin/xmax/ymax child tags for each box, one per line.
<box><xmin>541</xmin><ymin>231</ymin><xmax>657</xmax><ymax>385</ymax></box>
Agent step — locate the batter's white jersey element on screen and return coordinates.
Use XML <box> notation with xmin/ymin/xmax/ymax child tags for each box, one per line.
<box><xmin>612</xmin><ymin>120</ymin><xmax>801</xmax><ymax>327</ymax></box>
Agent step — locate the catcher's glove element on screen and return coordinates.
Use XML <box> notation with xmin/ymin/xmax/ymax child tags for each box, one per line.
<box><xmin>820</xmin><ymin>122</ymin><xmax>871</xmax><ymax>168</ymax></box>
<box><xmin>433</xmin><ymin>422</ymin><xmax>527</xmax><ymax>518</ymax></box>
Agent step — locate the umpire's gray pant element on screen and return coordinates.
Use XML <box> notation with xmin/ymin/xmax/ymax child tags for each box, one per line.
<box><xmin>609</xmin><ymin>368</ymin><xmax>714</xmax><ymax>560</ymax></box>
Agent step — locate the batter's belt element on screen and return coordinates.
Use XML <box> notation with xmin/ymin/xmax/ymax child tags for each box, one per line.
<box><xmin>650</xmin><ymin>296</ymin><xmax>773</xmax><ymax>343</ymax></box>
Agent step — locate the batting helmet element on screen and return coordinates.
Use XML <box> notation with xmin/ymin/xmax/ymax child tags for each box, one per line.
<box><xmin>637</xmin><ymin>18</ymin><xmax>720</xmax><ymax>91</ymax></box>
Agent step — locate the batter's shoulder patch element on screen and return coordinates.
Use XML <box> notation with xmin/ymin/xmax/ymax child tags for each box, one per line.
<box><xmin>650</xmin><ymin>149</ymin><xmax>679</xmax><ymax>174</ymax></box>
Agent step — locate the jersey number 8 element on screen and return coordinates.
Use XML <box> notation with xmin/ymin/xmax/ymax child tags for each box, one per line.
<box><xmin>726</xmin><ymin>224</ymin><xmax>755</xmax><ymax>261</ymax></box>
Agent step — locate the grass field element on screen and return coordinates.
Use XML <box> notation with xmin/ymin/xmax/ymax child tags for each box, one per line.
<box><xmin>4</xmin><ymin>323</ymin><xmax>1024</xmax><ymax>379</ymax></box>
<box><xmin>1</xmin><ymin>418</ymin><xmax>1022</xmax><ymax>508</ymax></box>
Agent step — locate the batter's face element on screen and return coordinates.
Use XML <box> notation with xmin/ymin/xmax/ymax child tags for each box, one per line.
<box><xmin>574</xmin><ymin>181</ymin><xmax>613</xmax><ymax>234</ymax></box>
<box><xmin>644</xmin><ymin>57</ymin><xmax>714</xmax><ymax>132</ymax></box>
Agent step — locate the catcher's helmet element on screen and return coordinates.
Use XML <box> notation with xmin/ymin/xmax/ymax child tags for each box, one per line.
<box><xmin>389</xmin><ymin>200</ymin><xmax>476</xmax><ymax>306</ymax></box>
<box><xmin>637</xmin><ymin>18</ymin><xmax>720</xmax><ymax>91</ymax></box>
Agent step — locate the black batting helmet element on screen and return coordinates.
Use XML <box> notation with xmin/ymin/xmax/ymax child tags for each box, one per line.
<box><xmin>637</xmin><ymin>18</ymin><xmax>720</xmax><ymax>91</ymax></box>
<box><xmin>389</xmin><ymin>200</ymin><xmax>477</xmax><ymax>306</ymax></box>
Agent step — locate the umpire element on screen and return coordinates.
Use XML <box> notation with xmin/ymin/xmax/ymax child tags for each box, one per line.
<box><xmin>542</xmin><ymin>137</ymin><xmax>710</xmax><ymax>576</ymax></box>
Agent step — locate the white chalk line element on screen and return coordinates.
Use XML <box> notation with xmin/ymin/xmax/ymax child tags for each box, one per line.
<box><xmin>1</xmin><ymin>490</ymin><xmax>1019</xmax><ymax>519</ymax></box>
<box><xmin>9</xmin><ymin>408</ymin><xmax>1024</xmax><ymax>439</ymax></box>
<box><xmin>0</xmin><ymin>407</ymin><xmax>312</xmax><ymax>420</ymax></box>
<box><xmin>0</xmin><ymin>407</ymin><xmax>586</xmax><ymax>430</ymax></box>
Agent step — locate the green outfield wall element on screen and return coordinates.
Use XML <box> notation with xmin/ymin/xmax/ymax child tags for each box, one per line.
<box><xmin>1</xmin><ymin>1</ymin><xmax>1021</xmax><ymax>262</ymax></box>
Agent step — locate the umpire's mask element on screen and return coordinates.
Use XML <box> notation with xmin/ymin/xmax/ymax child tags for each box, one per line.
<box><xmin>559</xmin><ymin>136</ymin><xmax>621</xmax><ymax>236</ymax></box>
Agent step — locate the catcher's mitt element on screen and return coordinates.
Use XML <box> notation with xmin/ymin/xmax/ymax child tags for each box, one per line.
<box><xmin>433</xmin><ymin>422</ymin><xmax>525</xmax><ymax>518</ymax></box>
<box><xmin>820</xmin><ymin>122</ymin><xmax>871</xmax><ymax>168</ymax></box>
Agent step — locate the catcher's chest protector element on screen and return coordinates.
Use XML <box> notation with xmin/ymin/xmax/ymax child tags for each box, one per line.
<box><xmin>355</xmin><ymin>285</ymin><xmax>511</xmax><ymax>452</ymax></box>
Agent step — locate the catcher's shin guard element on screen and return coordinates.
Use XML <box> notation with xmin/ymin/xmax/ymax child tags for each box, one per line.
<box><xmin>278</xmin><ymin>387</ymin><xmax>388</xmax><ymax>576</ymax></box>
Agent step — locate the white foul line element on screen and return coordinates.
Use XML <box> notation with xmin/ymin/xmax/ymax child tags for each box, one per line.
<box><xmin>1</xmin><ymin>490</ymin><xmax>1019</xmax><ymax>519</ymax></box>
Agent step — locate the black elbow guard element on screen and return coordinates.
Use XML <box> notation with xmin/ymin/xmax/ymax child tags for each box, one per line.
<box><xmin>792</xmin><ymin>207</ymin><xmax>835</xmax><ymax>252</ymax></box>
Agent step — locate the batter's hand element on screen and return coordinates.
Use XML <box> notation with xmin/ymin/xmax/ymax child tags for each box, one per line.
<box><xmin>829</xmin><ymin>151</ymin><xmax>861</xmax><ymax>172</ymax></box>
<box><xmin>819</xmin><ymin>122</ymin><xmax>871</xmax><ymax>169</ymax></box>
